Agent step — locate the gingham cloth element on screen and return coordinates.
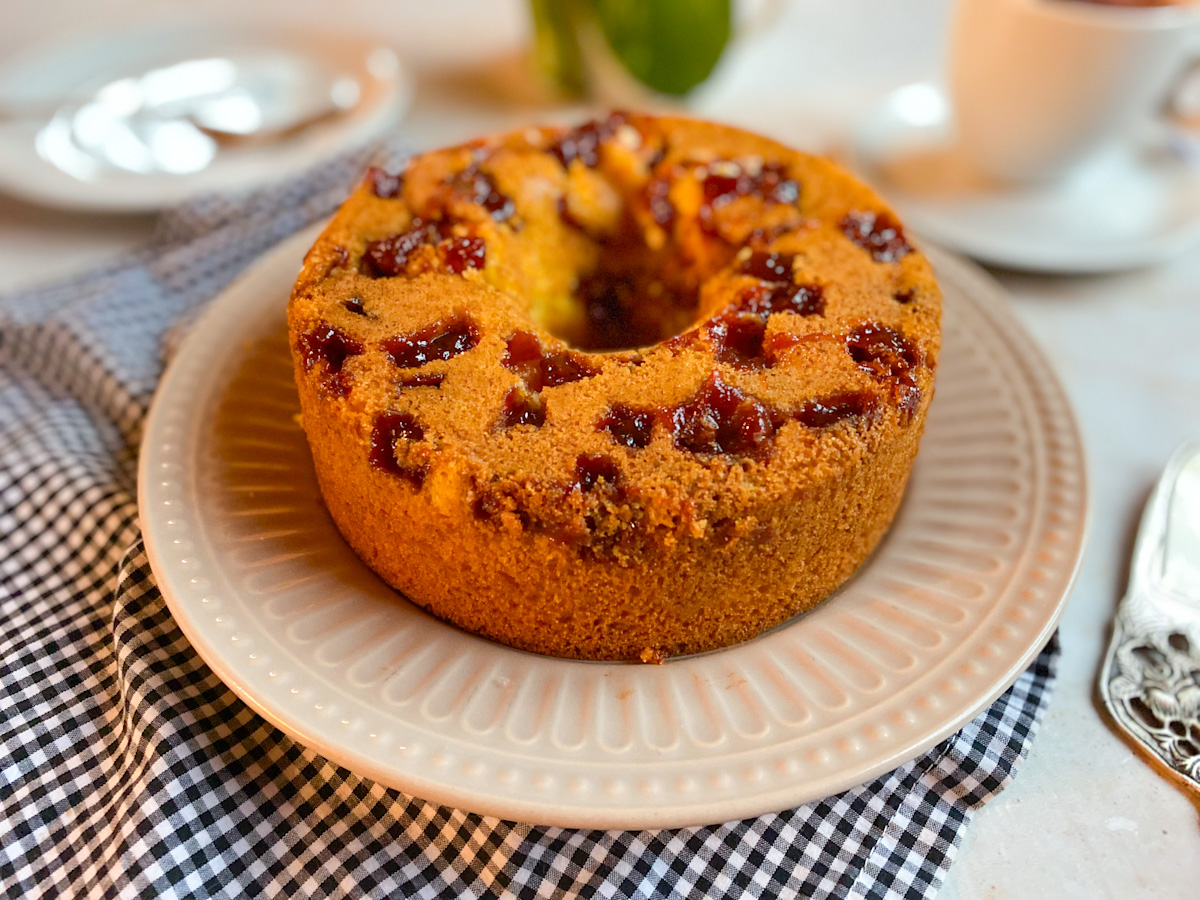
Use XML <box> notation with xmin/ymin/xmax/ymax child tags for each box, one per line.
<box><xmin>0</xmin><ymin>143</ymin><xmax>1060</xmax><ymax>900</ymax></box>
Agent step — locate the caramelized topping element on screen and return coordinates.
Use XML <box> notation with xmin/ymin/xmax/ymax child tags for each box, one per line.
<box><xmin>344</xmin><ymin>127</ymin><xmax>926</xmax><ymax>496</ymax></box>
<box><xmin>599</xmin><ymin>405</ymin><xmax>656</xmax><ymax>449</ymax></box>
<box><xmin>384</xmin><ymin>316</ymin><xmax>480</xmax><ymax>368</ymax></box>
<box><xmin>366</xmin><ymin>166</ymin><xmax>405</xmax><ymax>199</ymax></box>
<box><xmin>669</xmin><ymin>372</ymin><xmax>777</xmax><ymax>457</ymax></box>
<box><xmin>369</xmin><ymin>412</ymin><xmax>427</xmax><ymax>487</ymax></box>
<box><xmin>841</xmin><ymin>211</ymin><xmax>911</xmax><ymax>263</ymax></box>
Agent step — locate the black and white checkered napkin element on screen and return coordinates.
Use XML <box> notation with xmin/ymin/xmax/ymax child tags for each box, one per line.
<box><xmin>0</xmin><ymin>142</ymin><xmax>1059</xmax><ymax>899</ymax></box>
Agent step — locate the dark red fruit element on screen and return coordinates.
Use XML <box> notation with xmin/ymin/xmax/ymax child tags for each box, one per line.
<box><xmin>698</xmin><ymin>161</ymin><xmax>800</xmax><ymax>236</ymax></box>
<box><xmin>737</xmin><ymin>282</ymin><xmax>824</xmax><ymax>318</ymax></box>
<box><xmin>708</xmin><ymin>314</ymin><xmax>768</xmax><ymax>368</ymax></box>
<box><xmin>550</xmin><ymin>114</ymin><xmax>624</xmax><ymax>169</ymax></box>
<box><xmin>300</xmin><ymin>323</ymin><xmax>363</xmax><ymax>394</ymax></box>
<box><xmin>384</xmin><ymin>316</ymin><xmax>480</xmax><ymax>368</ymax></box>
<box><xmin>452</xmin><ymin>165</ymin><xmax>515</xmax><ymax>222</ymax></box>
<box><xmin>501</xmin><ymin>331</ymin><xmax>599</xmax><ymax>390</ymax></box>
<box><xmin>366</xmin><ymin>166</ymin><xmax>404</xmax><ymax>199</ymax></box>
<box><xmin>598</xmin><ymin>405</ymin><xmax>655</xmax><ymax>449</ymax></box>
<box><xmin>668</xmin><ymin>372</ymin><xmax>776</xmax><ymax>457</ymax></box>
<box><xmin>846</xmin><ymin>322</ymin><xmax>920</xmax><ymax>379</ymax></box>
<box><xmin>896</xmin><ymin>382</ymin><xmax>922</xmax><ymax>426</ymax></box>
<box><xmin>499</xmin><ymin>387</ymin><xmax>546</xmax><ymax>428</ymax></box>
<box><xmin>573</xmin><ymin>454</ymin><xmax>622</xmax><ymax>494</ymax></box>
<box><xmin>794</xmin><ymin>392</ymin><xmax>878</xmax><ymax>428</ymax></box>
<box><xmin>442</xmin><ymin>236</ymin><xmax>487</xmax><ymax>273</ymax></box>
<box><xmin>363</xmin><ymin>221</ymin><xmax>444</xmax><ymax>277</ymax></box>
<box><xmin>501</xmin><ymin>330</ymin><xmax>542</xmax><ymax>368</ymax></box>
<box><xmin>644</xmin><ymin>177</ymin><xmax>676</xmax><ymax>231</ymax></box>
<box><xmin>739</xmin><ymin>251</ymin><xmax>795</xmax><ymax>282</ymax></box>
<box><xmin>369</xmin><ymin>412</ymin><xmax>427</xmax><ymax>487</ymax></box>
<box><xmin>841</xmin><ymin>211</ymin><xmax>911</xmax><ymax>263</ymax></box>
<box><xmin>702</xmin><ymin>161</ymin><xmax>799</xmax><ymax>209</ymax></box>
<box><xmin>364</xmin><ymin>220</ymin><xmax>486</xmax><ymax>278</ymax></box>
<box><xmin>540</xmin><ymin>352</ymin><xmax>599</xmax><ymax>388</ymax></box>
<box><xmin>397</xmin><ymin>372</ymin><xmax>445</xmax><ymax>389</ymax></box>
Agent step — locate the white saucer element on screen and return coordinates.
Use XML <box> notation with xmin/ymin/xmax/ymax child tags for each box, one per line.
<box><xmin>848</xmin><ymin>83</ymin><xmax>1200</xmax><ymax>273</ymax></box>
<box><xmin>0</xmin><ymin>21</ymin><xmax>413</xmax><ymax>213</ymax></box>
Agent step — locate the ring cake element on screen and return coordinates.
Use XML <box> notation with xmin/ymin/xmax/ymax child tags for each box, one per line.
<box><xmin>288</xmin><ymin>113</ymin><xmax>941</xmax><ymax>661</ymax></box>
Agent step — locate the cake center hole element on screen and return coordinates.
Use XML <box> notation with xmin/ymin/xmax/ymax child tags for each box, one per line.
<box><xmin>535</xmin><ymin>235</ymin><xmax>713</xmax><ymax>353</ymax></box>
<box><xmin>568</xmin><ymin>264</ymin><xmax>702</xmax><ymax>352</ymax></box>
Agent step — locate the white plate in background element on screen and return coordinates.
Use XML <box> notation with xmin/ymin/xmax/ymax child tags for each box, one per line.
<box><xmin>849</xmin><ymin>83</ymin><xmax>1200</xmax><ymax>273</ymax></box>
<box><xmin>0</xmin><ymin>22</ymin><xmax>412</xmax><ymax>213</ymax></box>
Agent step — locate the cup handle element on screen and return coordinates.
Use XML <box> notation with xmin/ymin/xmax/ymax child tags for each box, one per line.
<box><xmin>1160</xmin><ymin>23</ymin><xmax>1200</xmax><ymax>170</ymax></box>
<box><xmin>1167</xmin><ymin>23</ymin><xmax>1200</xmax><ymax>124</ymax></box>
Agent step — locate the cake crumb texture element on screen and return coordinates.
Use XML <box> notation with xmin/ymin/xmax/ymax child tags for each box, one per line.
<box><xmin>288</xmin><ymin>112</ymin><xmax>941</xmax><ymax>661</ymax></box>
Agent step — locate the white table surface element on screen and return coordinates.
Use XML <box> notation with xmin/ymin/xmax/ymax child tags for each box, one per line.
<box><xmin>2</xmin><ymin>1</ymin><xmax>1197</xmax><ymax>896</ymax></box>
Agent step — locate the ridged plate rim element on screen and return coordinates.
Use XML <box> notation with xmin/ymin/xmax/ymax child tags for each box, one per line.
<box><xmin>139</xmin><ymin>224</ymin><xmax>1088</xmax><ymax>828</ymax></box>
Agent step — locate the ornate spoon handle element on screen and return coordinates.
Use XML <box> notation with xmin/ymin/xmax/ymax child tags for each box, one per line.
<box><xmin>1100</xmin><ymin>441</ymin><xmax>1200</xmax><ymax>792</ymax></box>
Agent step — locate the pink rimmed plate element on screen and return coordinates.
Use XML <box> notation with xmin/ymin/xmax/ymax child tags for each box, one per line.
<box><xmin>139</xmin><ymin>227</ymin><xmax>1087</xmax><ymax>828</ymax></box>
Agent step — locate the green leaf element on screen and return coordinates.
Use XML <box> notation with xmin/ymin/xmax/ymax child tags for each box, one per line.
<box><xmin>591</xmin><ymin>0</ymin><xmax>731</xmax><ymax>96</ymax></box>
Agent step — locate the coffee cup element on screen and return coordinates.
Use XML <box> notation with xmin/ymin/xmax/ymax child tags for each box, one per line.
<box><xmin>949</xmin><ymin>0</ymin><xmax>1200</xmax><ymax>183</ymax></box>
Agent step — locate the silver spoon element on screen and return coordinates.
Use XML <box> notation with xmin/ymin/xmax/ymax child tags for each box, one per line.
<box><xmin>1100</xmin><ymin>441</ymin><xmax>1200</xmax><ymax>794</ymax></box>
<box><xmin>6</xmin><ymin>52</ymin><xmax>361</xmax><ymax>175</ymax></box>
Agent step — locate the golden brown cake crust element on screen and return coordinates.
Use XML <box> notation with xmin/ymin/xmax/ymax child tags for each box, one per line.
<box><xmin>287</xmin><ymin>113</ymin><xmax>941</xmax><ymax>661</ymax></box>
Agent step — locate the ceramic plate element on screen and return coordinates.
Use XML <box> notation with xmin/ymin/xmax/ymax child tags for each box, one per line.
<box><xmin>139</xmin><ymin>226</ymin><xmax>1087</xmax><ymax>828</ymax></box>
<box><xmin>0</xmin><ymin>21</ymin><xmax>412</xmax><ymax>212</ymax></box>
<box><xmin>847</xmin><ymin>83</ymin><xmax>1200</xmax><ymax>273</ymax></box>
